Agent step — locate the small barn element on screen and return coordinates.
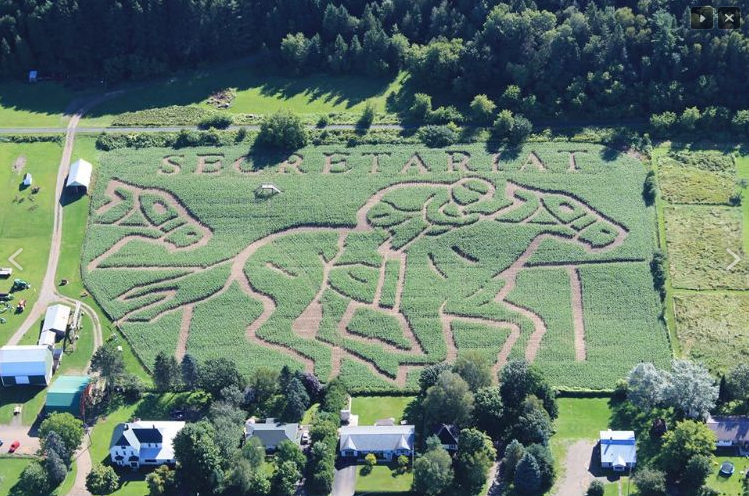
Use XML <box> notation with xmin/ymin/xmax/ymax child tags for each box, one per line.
<box><xmin>42</xmin><ymin>304</ymin><xmax>71</xmax><ymax>336</ymax></box>
<box><xmin>22</xmin><ymin>173</ymin><xmax>33</xmax><ymax>187</ymax></box>
<box><xmin>0</xmin><ymin>345</ymin><xmax>54</xmax><ymax>386</ymax></box>
<box><xmin>46</xmin><ymin>375</ymin><xmax>92</xmax><ymax>417</ymax></box>
<box><xmin>66</xmin><ymin>159</ymin><xmax>93</xmax><ymax>192</ymax></box>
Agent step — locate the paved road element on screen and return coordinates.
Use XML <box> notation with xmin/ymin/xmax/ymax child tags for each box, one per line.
<box><xmin>330</xmin><ymin>464</ymin><xmax>357</xmax><ymax>496</ymax></box>
<box><xmin>0</xmin><ymin>123</ymin><xmax>405</xmax><ymax>134</ymax></box>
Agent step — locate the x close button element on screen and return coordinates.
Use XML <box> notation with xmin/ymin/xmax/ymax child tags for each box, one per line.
<box><xmin>718</xmin><ymin>7</ymin><xmax>741</xmax><ymax>29</ymax></box>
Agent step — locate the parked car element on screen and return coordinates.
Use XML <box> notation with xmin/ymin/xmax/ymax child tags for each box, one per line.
<box><xmin>8</xmin><ymin>440</ymin><xmax>20</xmax><ymax>453</ymax></box>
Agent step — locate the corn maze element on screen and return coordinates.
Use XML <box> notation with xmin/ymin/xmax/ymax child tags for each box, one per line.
<box><xmin>82</xmin><ymin>143</ymin><xmax>671</xmax><ymax>391</ymax></box>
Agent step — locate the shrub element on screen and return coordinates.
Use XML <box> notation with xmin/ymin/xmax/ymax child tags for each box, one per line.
<box><xmin>650</xmin><ymin>112</ymin><xmax>677</xmax><ymax>136</ymax></box>
<box><xmin>587</xmin><ymin>480</ymin><xmax>605</xmax><ymax>496</ymax></box>
<box><xmin>492</xmin><ymin>110</ymin><xmax>514</xmax><ymax>140</ymax></box>
<box><xmin>86</xmin><ymin>464</ymin><xmax>120</xmax><ymax>495</ymax></box>
<box><xmin>633</xmin><ymin>468</ymin><xmax>666</xmax><ymax>496</ymax></box>
<box><xmin>317</xmin><ymin>114</ymin><xmax>330</xmax><ymax>128</ymax></box>
<box><xmin>397</xmin><ymin>455</ymin><xmax>409</xmax><ymax>473</ymax></box>
<box><xmin>679</xmin><ymin>107</ymin><xmax>701</xmax><ymax>131</ymax></box>
<box><xmin>409</xmin><ymin>93</ymin><xmax>432</xmax><ymax>121</ymax></box>
<box><xmin>510</xmin><ymin>115</ymin><xmax>533</xmax><ymax>144</ymax></box>
<box><xmin>731</xmin><ymin>110</ymin><xmax>749</xmax><ymax>135</ymax></box>
<box><xmin>426</xmin><ymin>105</ymin><xmax>464</xmax><ymax>125</ymax></box>
<box><xmin>643</xmin><ymin>170</ymin><xmax>657</xmax><ymax>205</ymax></box>
<box><xmin>418</xmin><ymin>125</ymin><xmax>458</xmax><ymax>147</ymax></box>
<box><xmin>470</xmin><ymin>94</ymin><xmax>496</xmax><ymax>124</ymax></box>
<box><xmin>364</xmin><ymin>453</ymin><xmax>377</xmax><ymax>467</ymax></box>
<box><xmin>197</xmin><ymin>113</ymin><xmax>233</xmax><ymax>130</ymax></box>
<box><xmin>682</xmin><ymin>454</ymin><xmax>713</xmax><ymax>491</ymax></box>
<box><xmin>257</xmin><ymin>110</ymin><xmax>308</xmax><ymax>149</ymax></box>
<box><xmin>650</xmin><ymin>250</ymin><xmax>667</xmax><ymax>299</ymax></box>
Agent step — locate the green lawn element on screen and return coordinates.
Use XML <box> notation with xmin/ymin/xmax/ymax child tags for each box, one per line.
<box><xmin>0</xmin><ymin>141</ymin><xmax>62</xmax><ymax>346</ymax></box>
<box><xmin>736</xmin><ymin>151</ymin><xmax>749</xmax><ymax>252</ymax></box>
<box><xmin>80</xmin><ymin>66</ymin><xmax>405</xmax><ymax>127</ymax></box>
<box><xmin>351</xmin><ymin>396</ymin><xmax>415</xmax><ymax>427</ymax></box>
<box><xmin>706</xmin><ymin>453</ymin><xmax>749</xmax><ymax>496</ymax></box>
<box><xmin>554</xmin><ymin>397</ymin><xmax>614</xmax><ymax>440</ymax></box>
<box><xmin>355</xmin><ymin>465</ymin><xmax>413</xmax><ymax>495</ymax></box>
<box><xmin>0</xmin><ymin>82</ymin><xmax>80</xmax><ymax>128</ymax></box>
<box><xmin>0</xmin><ymin>457</ymin><xmax>34</xmax><ymax>496</ymax></box>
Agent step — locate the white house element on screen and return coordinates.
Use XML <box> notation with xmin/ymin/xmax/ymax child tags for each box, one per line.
<box><xmin>339</xmin><ymin>425</ymin><xmax>415</xmax><ymax>461</ymax></box>
<box><xmin>599</xmin><ymin>430</ymin><xmax>636</xmax><ymax>471</ymax></box>
<box><xmin>42</xmin><ymin>304</ymin><xmax>71</xmax><ymax>336</ymax></box>
<box><xmin>0</xmin><ymin>345</ymin><xmax>54</xmax><ymax>386</ymax></box>
<box><xmin>245</xmin><ymin>418</ymin><xmax>300</xmax><ymax>451</ymax></box>
<box><xmin>109</xmin><ymin>421</ymin><xmax>185</xmax><ymax>469</ymax></box>
<box><xmin>66</xmin><ymin>159</ymin><xmax>93</xmax><ymax>192</ymax></box>
<box><xmin>707</xmin><ymin>416</ymin><xmax>749</xmax><ymax>451</ymax></box>
<box><xmin>22</xmin><ymin>173</ymin><xmax>32</xmax><ymax>187</ymax></box>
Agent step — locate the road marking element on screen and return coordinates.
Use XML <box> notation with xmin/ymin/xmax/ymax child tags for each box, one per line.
<box><xmin>726</xmin><ymin>248</ymin><xmax>741</xmax><ymax>271</ymax></box>
<box><xmin>8</xmin><ymin>248</ymin><xmax>23</xmax><ymax>270</ymax></box>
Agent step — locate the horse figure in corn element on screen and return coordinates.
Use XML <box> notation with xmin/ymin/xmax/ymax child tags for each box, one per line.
<box><xmin>87</xmin><ymin>177</ymin><xmax>626</xmax><ymax>385</ymax></box>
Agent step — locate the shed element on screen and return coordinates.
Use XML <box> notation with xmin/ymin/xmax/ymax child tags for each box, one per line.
<box><xmin>43</xmin><ymin>304</ymin><xmax>71</xmax><ymax>335</ymax></box>
<box><xmin>46</xmin><ymin>375</ymin><xmax>91</xmax><ymax>416</ymax></box>
<box><xmin>38</xmin><ymin>330</ymin><xmax>56</xmax><ymax>348</ymax></box>
<box><xmin>599</xmin><ymin>430</ymin><xmax>636</xmax><ymax>471</ymax></box>
<box><xmin>257</xmin><ymin>183</ymin><xmax>282</xmax><ymax>195</ymax></box>
<box><xmin>66</xmin><ymin>159</ymin><xmax>93</xmax><ymax>191</ymax></box>
<box><xmin>0</xmin><ymin>268</ymin><xmax>11</xmax><ymax>277</ymax></box>
<box><xmin>28</xmin><ymin>71</ymin><xmax>38</xmax><ymax>83</ymax></box>
<box><xmin>22</xmin><ymin>173</ymin><xmax>33</xmax><ymax>187</ymax></box>
<box><xmin>0</xmin><ymin>345</ymin><xmax>54</xmax><ymax>386</ymax></box>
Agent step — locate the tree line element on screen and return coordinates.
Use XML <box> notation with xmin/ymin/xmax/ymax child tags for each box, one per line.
<box><xmin>1</xmin><ymin>0</ymin><xmax>748</xmax><ymax>119</ymax></box>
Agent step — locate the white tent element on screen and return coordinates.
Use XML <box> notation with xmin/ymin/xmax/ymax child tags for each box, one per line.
<box><xmin>66</xmin><ymin>159</ymin><xmax>93</xmax><ymax>191</ymax></box>
<box><xmin>22</xmin><ymin>173</ymin><xmax>33</xmax><ymax>187</ymax></box>
<box><xmin>0</xmin><ymin>345</ymin><xmax>54</xmax><ymax>386</ymax></box>
<box><xmin>43</xmin><ymin>304</ymin><xmax>71</xmax><ymax>335</ymax></box>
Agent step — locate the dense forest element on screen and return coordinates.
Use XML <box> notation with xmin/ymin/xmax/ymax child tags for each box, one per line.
<box><xmin>1</xmin><ymin>0</ymin><xmax>748</xmax><ymax>117</ymax></box>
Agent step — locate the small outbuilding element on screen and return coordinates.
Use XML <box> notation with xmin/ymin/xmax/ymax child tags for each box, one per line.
<box><xmin>0</xmin><ymin>345</ymin><xmax>54</xmax><ymax>386</ymax></box>
<box><xmin>22</xmin><ymin>173</ymin><xmax>33</xmax><ymax>187</ymax></box>
<box><xmin>46</xmin><ymin>375</ymin><xmax>91</xmax><ymax>417</ymax></box>
<box><xmin>66</xmin><ymin>159</ymin><xmax>93</xmax><ymax>192</ymax></box>
<box><xmin>42</xmin><ymin>304</ymin><xmax>71</xmax><ymax>336</ymax></box>
<box><xmin>28</xmin><ymin>71</ymin><xmax>38</xmax><ymax>83</ymax></box>
<box><xmin>38</xmin><ymin>330</ymin><xmax>57</xmax><ymax>348</ymax></box>
<box><xmin>432</xmin><ymin>424</ymin><xmax>460</xmax><ymax>451</ymax></box>
<box><xmin>245</xmin><ymin>418</ymin><xmax>300</xmax><ymax>451</ymax></box>
<box><xmin>599</xmin><ymin>430</ymin><xmax>636</xmax><ymax>472</ymax></box>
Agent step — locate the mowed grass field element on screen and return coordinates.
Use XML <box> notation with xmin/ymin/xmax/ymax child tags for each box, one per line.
<box><xmin>0</xmin><ymin>141</ymin><xmax>62</xmax><ymax>345</ymax></box>
<box><xmin>0</xmin><ymin>82</ymin><xmax>79</xmax><ymax>128</ymax></box>
<box><xmin>80</xmin><ymin>142</ymin><xmax>670</xmax><ymax>392</ymax></box>
<box><xmin>655</xmin><ymin>144</ymin><xmax>749</xmax><ymax>373</ymax></box>
<box><xmin>79</xmin><ymin>65</ymin><xmax>404</xmax><ymax>127</ymax></box>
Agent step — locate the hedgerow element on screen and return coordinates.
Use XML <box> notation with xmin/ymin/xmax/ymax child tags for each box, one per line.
<box><xmin>82</xmin><ymin>141</ymin><xmax>665</xmax><ymax>391</ymax></box>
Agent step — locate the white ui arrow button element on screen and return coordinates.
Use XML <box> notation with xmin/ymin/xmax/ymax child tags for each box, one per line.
<box><xmin>726</xmin><ymin>248</ymin><xmax>741</xmax><ymax>271</ymax></box>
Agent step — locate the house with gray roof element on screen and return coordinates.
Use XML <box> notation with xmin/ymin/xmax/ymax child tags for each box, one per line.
<box><xmin>109</xmin><ymin>420</ymin><xmax>185</xmax><ymax>469</ymax></box>
<box><xmin>244</xmin><ymin>418</ymin><xmax>300</xmax><ymax>451</ymax></box>
<box><xmin>707</xmin><ymin>415</ymin><xmax>749</xmax><ymax>452</ymax></box>
<box><xmin>339</xmin><ymin>425</ymin><xmax>415</xmax><ymax>461</ymax></box>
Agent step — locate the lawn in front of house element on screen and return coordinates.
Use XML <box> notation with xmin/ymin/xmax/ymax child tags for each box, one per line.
<box><xmin>355</xmin><ymin>465</ymin><xmax>413</xmax><ymax>495</ymax></box>
<box><xmin>555</xmin><ymin>397</ymin><xmax>613</xmax><ymax>440</ymax></box>
<box><xmin>350</xmin><ymin>396</ymin><xmax>415</xmax><ymax>427</ymax></box>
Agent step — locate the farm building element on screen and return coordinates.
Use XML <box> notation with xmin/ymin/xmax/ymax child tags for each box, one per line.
<box><xmin>110</xmin><ymin>420</ymin><xmax>185</xmax><ymax>469</ymax></box>
<box><xmin>46</xmin><ymin>375</ymin><xmax>91</xmax><ymax>417</ymax></box>
<box><xmin>42</xmin><ymin>304</ymin><xmax>71</xmax><ymax>336</ymax></box>
<box><xmin>38</xmin><ymin>330</ymin><xmax>56</xmax><ymax>348</ymax></box>
<box><xmin>0</xmin><ymin>345</ymin><xmax>54</xmax><ymax>386</ymax></box>
<box><xmin>0</xmin><ymin>268</ymin><xmax>12</xmax><ymax>277</ymax></box>
<box><xmin>707</xmin><ymin>416</ymin><xmax>749</xmax><ymax>452</ymax></box>
<box><xmin>244</xmin><ymin>418</ymin><xmax>300</xmax><ymax>451</ymax></box>
<box><xmin>66</xmin><ymin>159</ymin><xmax>92</xmax><ymax>191</ymax></box>
<box><xmin>599</xmin><ymin>430</ymin><xmax>637</xmax><ymax>471</ymax></box>
<box><xmin>339</xmin><ymin>425</ymin><xmax>415</xmax><ymax>461</ymax></box>
<box><xmin>22</xmin><ymin>173</ymin><xmax>32</xmax><ymax>187</ymax></box>
<box><xmin>432</xmin><ymin>424</ymin><xmax>459</xmax><ymax>451</ymax></box>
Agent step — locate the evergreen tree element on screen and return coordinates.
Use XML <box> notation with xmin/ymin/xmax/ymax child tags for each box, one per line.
<box><xmin>514</xmin><ymin>453</ymin><xmax>542</xmax><ymax>495</ymax></box>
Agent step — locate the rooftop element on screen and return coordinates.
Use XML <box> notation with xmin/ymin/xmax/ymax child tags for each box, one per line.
<box><xmin>339</xmin><ymin>425</ymin><xmax>415</xmax><ymax>453</ymax></box>
<box><xmin>0</xmin><ymin>345</ymin><xmax>53</xmax><ymax>363</ymax></box>
<box><xmin>707</xmin><ymin>416</ymin><xmax>749</xmax><ymax>442</ymax></box>
<box><xmin>599</xmin><ymin>430</ymin><xmax>636</xmax><ymax>467</ymax></box>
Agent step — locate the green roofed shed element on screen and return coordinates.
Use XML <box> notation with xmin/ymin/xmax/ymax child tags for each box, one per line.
<box><xmin>46</xmin><ymin>375</ymin><xmax>91</xmax><ymax>417</ymax></box>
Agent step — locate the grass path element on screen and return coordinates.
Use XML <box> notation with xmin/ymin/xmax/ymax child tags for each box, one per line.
<box><xmin>735</xmin><ymin>152</ymin><xmax>749</xmax><ymax>252</ymax></box>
